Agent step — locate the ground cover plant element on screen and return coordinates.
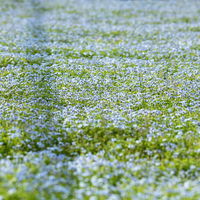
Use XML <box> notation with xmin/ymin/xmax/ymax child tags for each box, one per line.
<box><xmin>0</xmin><ymin>0</ymin><xmax>200</xmax><ymax>199</ymax></box>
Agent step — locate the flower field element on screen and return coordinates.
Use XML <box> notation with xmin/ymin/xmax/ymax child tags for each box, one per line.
<box><xmin>0</xmin><ymin>0</ymin><xmax>200</xmax><ymax>199</ymax></box>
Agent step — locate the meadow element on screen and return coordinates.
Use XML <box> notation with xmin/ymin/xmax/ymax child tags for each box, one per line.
<box><xmin>0</xmin><ymin>0</ymin><xmax>200</xmax><ymax>199</ymax></box>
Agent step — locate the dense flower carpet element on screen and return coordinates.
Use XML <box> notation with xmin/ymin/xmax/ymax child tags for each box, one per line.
<box><xmin>0</xmin><ymin>0</ymin><xmax>200</xmax><ymax>199</ymax></box>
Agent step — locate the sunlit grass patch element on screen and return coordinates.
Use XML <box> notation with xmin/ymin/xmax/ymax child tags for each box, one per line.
<box><xmin>112</xmin><ymin>9</ymin><xmax>138</xmax><ymax>19</ymax></box>
<box><xmin>0</xmin><ymin>56</ymin><xmax>21</xmax><ymax>67</ymax></box>
<box><xmin>191</xmin><ymin>44</ymin><xmax>200</xmax><ymax>50</ymax></box>
<box><xmin>179</xmin><ymin>26</ymin><xmax>200</xmax><ymax>32</ymax></box>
